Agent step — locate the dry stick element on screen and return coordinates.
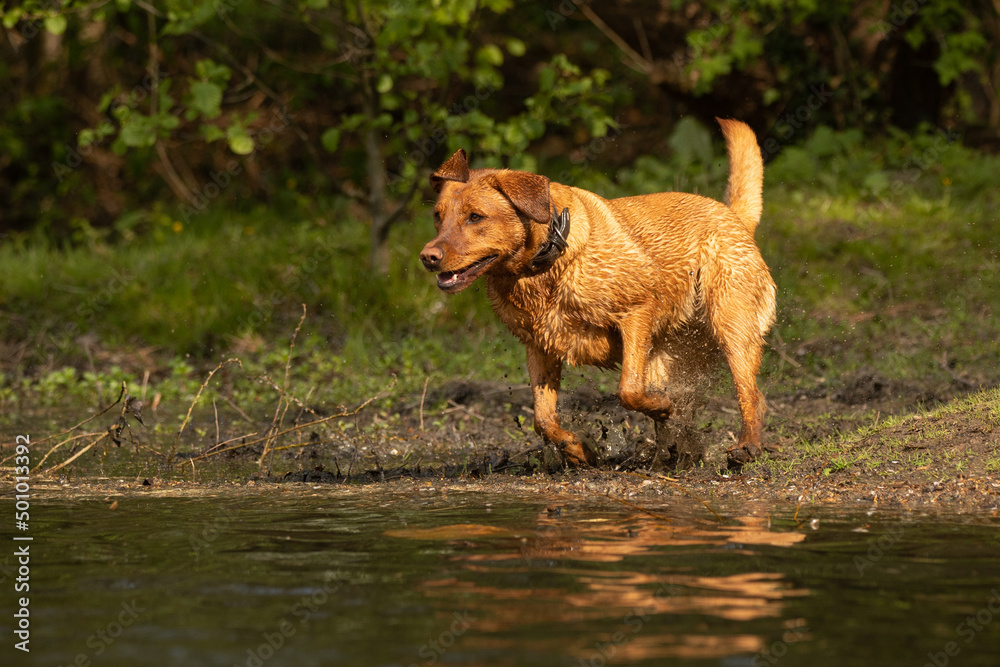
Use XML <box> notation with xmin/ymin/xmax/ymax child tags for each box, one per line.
<box><xmin>254</xmin><ymin>374</ymin><xmax>323</xmax><ymax>417</ymax></box>
<box><xmin>653</xmin><ymin>473</ymin><xmax>724</xmax><ymax>523</ymax></box>
<box><xmin>170</xmin><ymin>358</ymin><xmax>243</xmax><ymax>465</ymax></box>
<box><xmin>285</xmin><ymin>305</ymin><xmax>307</xmax><ymax>392</ymax></box>
<box><xmin>200</xmin><ymin>432</ymin><xmax>259</xmax><ymax>457</ymax></box>
<box><xmin>938</xmin><ymin>351</ymin><xmax>976</xmax><ymax>389</ymax></box>
<box><xmin>220</xmin><ymin>394</ymin><xmax>254</xmax><ymax>424</ymax></box>
<box><xmin>444</xmin><ymin>399</ymin><xmax>485</xmax><ymax>421</ymax></box>
<box><xmin>32</xmin><ymin>432</ymin><xmax>104</xmax><ymax>471</ymax></box>
<box><xmin>29</xmin><ymin>382</ymin><xmax>126</xmax><ymax>447</ymax></box>
<box><xmin>792</xmin><ymin>502</ymin><xmax>819</xmax><ymax>527</ymax></box>
<box><xmin>45</xmin><ymin>434</ymin><xmax>105</xmax><ymax>474</ymax></box>
<box><xmin>772</xmin><ymin>330</ymin><xmax>802</xmax><ymax>370</ymax></box>
<box><xmin>419</xmin><ymin>376</ymin><xmax>429</xmax><ymax>433</ymax></box>
<box><xmin>134</xmin><ymin>443</ymin><xmax>169</xmax><ymax>461</ymax></box>
<box><xmin>213</xmin><ymin>397</ymin><xmax>221</xmax><ymax>446</ymax></box>
<box><xmin>262</xmin><ymin>399</ymin><xmax>293</xmax><ymax>473</ymax></box>
<box><xmin>578</xmin><ymin>4</ymin><xmax>654</xmax><ymax>75</ymax></box>
<box><xmin>269</xmin><ymin>441</ymin><xmax>324</xmax><ymax>454</ymax></box>
<box><xmin>260</xmin><ymin>304</ymin><xmax>307</xmax><ymax>471</ymax></box>
<box><xmin>294</xmin><ymin>386</ymin><xmax>317</xmax><ymax>428</ymax></box>
<box><xmin>190</xmin><ymin>377</ymin><xmax>394</xmax><ymax>462</ymax></box>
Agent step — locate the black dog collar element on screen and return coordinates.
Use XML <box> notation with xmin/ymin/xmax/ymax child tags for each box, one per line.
<box><xmin>527</xmin><ymin>207</ymin><xmax>570</xmax><ymax>273</ymax></box>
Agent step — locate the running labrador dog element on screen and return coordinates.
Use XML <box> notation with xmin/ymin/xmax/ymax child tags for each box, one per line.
<box><xmin>420</xmin><ymin>119</ymin><xmax>776</xmax><ymax>468</ymax></box>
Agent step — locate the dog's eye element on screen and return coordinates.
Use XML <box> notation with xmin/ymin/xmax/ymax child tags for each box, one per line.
<box><xmin>468</xmin><ymin>212</ymin><xmax>484</xmax><ymax>223</ymax></box>
<box><xmin>433</xmin><ymin>210</ymin><xmax>441</xmax><ymax>222</ymax></box>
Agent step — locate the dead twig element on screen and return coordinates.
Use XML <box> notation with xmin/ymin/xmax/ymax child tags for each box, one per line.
<box><xmin>213</xmin><ymin>397</ymin><xmax>221</xmax><ymax>446</ymax></box>
<box><xmin>44</xmin><ymin>434</ymin><xmax>104</xmax><ymax>474</ymax></box>
<box><xmin>443</xmin><ymin>399</ymin><xmax>485</xmax><ymax>421</ymax></box>
<box><xmin>937</xmin><ymin>352</ymin><xmax>976</xmax><ymax>389</ymax></box>
<box><xmin>419</xmin><ymin>376</ymin><xmax>429</xmax><ymax>433</ymax></box>
<box><xmin>189</xmin><ymin>376</ymin><xmax>395</xmax><ymax>462</ymax></box>
<box><xmin>170</xmin><ymin>358</ymin><xmax>243</xmax><ymax>465</ymax></box>
<box><xmin>32</xmin><ymin>431</ymin><xmax>104</xmax><ymax>471</ymax></box>
<box><xmin>220</xmin><ymin>393</ymin><xmax>254</xmax><ymax>424</ymax></box>
<box><xmin>260</xmin><ymin>304</ymin><xmax>307</xmax><ymax>471</ymax></box>
<box><xmin>579</xmin><ymin>4</ymin><xmax>654</xmax><ymax>76</ymax></box>
<box><xmin>772</xmin><ymin>330</ymin><xmax>802</xmax><ymax>370</ymax></box>
<box><xmin>199</xmin><ymin>432</ymin><xmax>260</xmax><ymax>457</ymax></box>
<box><xmin>29</xmin><ymin>382</ymin><xmax>126</xmax><ymax>447</ymax></box>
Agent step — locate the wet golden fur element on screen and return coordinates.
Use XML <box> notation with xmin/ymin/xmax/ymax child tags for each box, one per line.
<box><xmin>420</xmin><ymin>119</ymin><xmax>776</xmax><ymax>467</ymax></box>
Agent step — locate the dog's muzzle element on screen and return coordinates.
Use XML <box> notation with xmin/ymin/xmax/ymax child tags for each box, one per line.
<box><xmin>420</xmin><ymin>245</ymin><xmax>444</xmax><ymax>271</ymax></box>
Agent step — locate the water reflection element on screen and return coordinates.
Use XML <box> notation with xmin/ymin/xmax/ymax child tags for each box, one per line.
<box><xmin>386</xmin><ymin>508</ymin><xmax>809</xmax><ymax>662</ymax></box>
<box><xmin>14</xmin><ymin>494</ymin><xmax>1000</xmax><ymax>667</ymax></box>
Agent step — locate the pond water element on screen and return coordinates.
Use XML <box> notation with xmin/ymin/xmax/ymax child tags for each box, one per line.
<box><xmin>2</xmin><ymin>491</ymin><xmax>999</xmax><ymax>666</ymax></box>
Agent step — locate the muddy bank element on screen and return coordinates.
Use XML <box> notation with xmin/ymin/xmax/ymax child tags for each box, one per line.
<box><xmin>14</xmin><ymin>462</ymin><xmax>1000</xmax><ymax>514</ymax></box>
<box><xmin>9</xmin><ymin>369</ymin><xmax>999</xmax><ymax>512</ymax></box>
<box><xmin>278</xmin><ymin>369</ymin><xmax>999</xmax><ymax>511</ymax></box>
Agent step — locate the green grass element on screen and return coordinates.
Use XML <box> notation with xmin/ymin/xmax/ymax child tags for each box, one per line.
<box><xmin>2</xmin><ymin>125</ymin><xmax>1000</xmax><ymax>421</ymax></box>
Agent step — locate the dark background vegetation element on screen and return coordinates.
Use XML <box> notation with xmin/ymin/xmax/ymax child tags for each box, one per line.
<box><xmin>1</xmin><ymin>0</ymin><xmax>999</xmax><ymax>415</ymax></box>
<box><xmin>5</xmin><ymin>0</ymin><xmax>999</xmax><ymax>246</ymax></box>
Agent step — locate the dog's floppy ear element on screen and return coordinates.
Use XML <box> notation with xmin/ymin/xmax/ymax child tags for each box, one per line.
<box><xmin>430</xmin><ymin>149</ymin><xmax>470</xmax><ymax>192</ymax></box>
<box><xmin>491</xmin><ymin>170</ymin><xmax>551</xmax><ymax>223</ymax></box>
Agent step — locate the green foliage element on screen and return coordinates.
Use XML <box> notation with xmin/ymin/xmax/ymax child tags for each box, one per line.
<box><xmin>678</xmin><ymin>0</ymin><xmax>994</xmax><ymax>126</ymax></box>
<box><xmin>3</xmin><ymin>0</ymin><xmax>999</xmax><ymax>247</ymax></box>
<box><xmin>3</xmin><ymin>124</ymin><xmax>999</xmax><ymax>413</ymax></box>
<box><xmin>316</xmin><ymin>0</ymin><xmax>615</xmax><ymax>183</ymax></box>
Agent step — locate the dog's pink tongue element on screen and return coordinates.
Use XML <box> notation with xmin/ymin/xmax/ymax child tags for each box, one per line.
<box><xmin>438</xmin><ymin>271</ymin><xmax>458</xmax><ymax>287</ymax></box>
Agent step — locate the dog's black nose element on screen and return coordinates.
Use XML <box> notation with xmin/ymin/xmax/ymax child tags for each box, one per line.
<box><xmin>420</xmin><ymin>246</ymin><xmax>443</xmax><ymax>270</ymax></box>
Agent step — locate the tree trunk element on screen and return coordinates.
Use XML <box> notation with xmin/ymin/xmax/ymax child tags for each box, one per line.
<box><xmin>362</xmin><ymin>74</ymin><xmax>391</xmax><ymax>275</ymax></box>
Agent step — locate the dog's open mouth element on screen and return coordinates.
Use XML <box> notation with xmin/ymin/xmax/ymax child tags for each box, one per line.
<box><xmin>436</xmin><ymin>255</ymin><xmax>498</xmax><ymax>293</ymax></box>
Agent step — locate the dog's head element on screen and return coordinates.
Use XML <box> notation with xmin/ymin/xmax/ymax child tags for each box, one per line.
<box><xmin>420</xmin><ymin>149</ymin><xmax>551</xmax><ymax>293</ymax></box>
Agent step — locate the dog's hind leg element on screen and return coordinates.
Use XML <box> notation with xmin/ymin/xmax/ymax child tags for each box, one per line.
<box><xmin>724</xmin><ymin>358</ymin><xmax>767</xmax><ymax>468</ymax></box>
<box><xmin>704</xmin><ymin>274</ymin><xmax>774</xmax><ymax>468</ymax></box>
<box><xmin>526</xmin><ymin>343</ymin><xmax>596</xmax><ymax>466</ymax></box>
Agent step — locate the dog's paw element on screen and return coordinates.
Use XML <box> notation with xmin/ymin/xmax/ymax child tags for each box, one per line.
<box><xmin>725</xmin><ymin>442</ymin><xmax>763</xmax><ymax>470</ymax></box>
<box><xmin>560</xmin><ymin>440</ymin><xmax>597</xmax><ymax>467</ymax></box>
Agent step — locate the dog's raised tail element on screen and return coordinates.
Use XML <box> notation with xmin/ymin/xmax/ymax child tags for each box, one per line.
<box><xmin>716</xmin><ymin>118</ymin><xmax>764</xmax><ymax>233</ymax></box>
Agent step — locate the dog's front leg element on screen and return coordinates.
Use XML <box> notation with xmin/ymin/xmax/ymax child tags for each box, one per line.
<box><xmin>617</xmin><ymin>312</ymin><xmax>673</xmax><ymax>420</ymax></box>
<box><xmin>526</xmin><ymin>343</ymin><xmax>595</xmax><ymax>466</ymax></box>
